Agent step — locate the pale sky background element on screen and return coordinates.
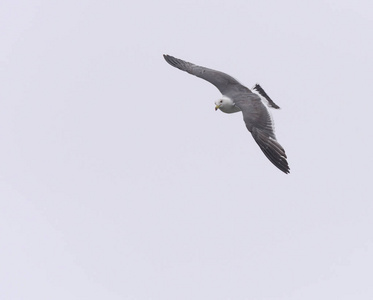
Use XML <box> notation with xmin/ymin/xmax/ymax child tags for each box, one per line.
<box><xmin>1</xmin><ymin>0</ymin><xmax>373</xmax><ymax>299</ymax></box>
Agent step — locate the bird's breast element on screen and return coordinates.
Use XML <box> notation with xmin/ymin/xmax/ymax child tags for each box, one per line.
<box><xmin>220</xmin><ymin>104</ymin><xmax>241</xmax><ymax>114</ymax></box>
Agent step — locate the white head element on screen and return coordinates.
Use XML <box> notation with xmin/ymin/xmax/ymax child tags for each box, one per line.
<box><xmin>214</xmin><ymin>95</ymin><xmax>241</xmax><ymax>114</ymax></box>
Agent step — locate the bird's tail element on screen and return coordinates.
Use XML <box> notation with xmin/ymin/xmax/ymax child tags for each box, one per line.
<box><xmin>252</xmin><ymin>84</ymin><xmax>280</xmax><ymax>109</ymax></box>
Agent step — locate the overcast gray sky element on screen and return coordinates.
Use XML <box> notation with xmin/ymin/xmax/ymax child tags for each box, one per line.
<box><xmin>1</xmin><ymin>0</ymin><xmax>373</xmax><ymax>299</ymax></box>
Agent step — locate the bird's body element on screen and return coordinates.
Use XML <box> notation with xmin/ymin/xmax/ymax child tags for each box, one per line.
<box><xmin>163</xmin><ymin>54</ymin><xmax>290</xmax><ymax>174</ymax></box>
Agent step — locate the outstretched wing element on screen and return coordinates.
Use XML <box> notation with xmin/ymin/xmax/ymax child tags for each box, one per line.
<box><xmin>163</xmin><ymin>54</ymin><xmax>248</xmax><ymax>95</ymax></box>
<box><xmin>235</xmin><ymin>96</ymin><xmax>290</xmax><ymax>174</ymax></box>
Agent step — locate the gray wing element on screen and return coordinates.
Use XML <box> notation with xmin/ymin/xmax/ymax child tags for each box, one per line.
<box><xmin>163</xmin><ymin>54</ymin><xmax>249</xmax><ymax>95</ymax></box>
<box><xmin>235</xmin><ymin>95</ymin><xmax>290</xmax><ymax>174</ymax></box>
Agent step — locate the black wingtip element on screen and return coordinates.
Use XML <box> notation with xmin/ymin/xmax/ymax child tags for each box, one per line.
<box><xmin>252</xmin><ymin>128</ymin><xmax>290</xmax><ymax>174</ymax></box>
<box><xmin>163</xmin><ymin>54</ymin><xmax>190</xmax><ymax>73</ymax></box>
<box><xmin>163</xmin><ymin>54</ymin><xmax>169</xmax><ymax>62</ymax></box>
<box><xmin>163</xmin><ymin>54</ymin><xmax>176</xmax><ymax>62</ymax></box>
<box><xmin>163</xmin><ymin>54</ymin><xmax>178</xmax><ymax>67</ymax></box>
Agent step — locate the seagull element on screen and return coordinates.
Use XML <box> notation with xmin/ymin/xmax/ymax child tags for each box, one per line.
<box><xmin>163</xmin><ymin>55</ymin><xmax>290</xmax><ymax>174</ymax></box>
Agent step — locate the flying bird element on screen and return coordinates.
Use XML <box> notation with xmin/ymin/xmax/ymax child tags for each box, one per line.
<box><xmin>163</xmin><ymin>55</ymin><xmax>290</xmax><ymax>174</ymax></box>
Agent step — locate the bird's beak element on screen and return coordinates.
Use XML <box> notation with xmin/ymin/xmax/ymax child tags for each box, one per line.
<box><xmin>215</xmin><ymin>105</ymin><xmax>220</xmax><ymax>111</ymax></box>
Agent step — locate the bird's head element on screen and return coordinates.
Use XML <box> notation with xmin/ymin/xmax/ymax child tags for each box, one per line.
<box><xmin>215</xmin><ymin>96</ymin><xmax>232</xmax><ymax>111</ymax></box>
<box><xmin>214</xmin><ymin>96</ymin><xmax>238</xmax><ymax>113</ymax></box>
<box><xmin>214</xmin><ymin>98</ymin><xmax>224</xmax><ymax>111</ymax></box>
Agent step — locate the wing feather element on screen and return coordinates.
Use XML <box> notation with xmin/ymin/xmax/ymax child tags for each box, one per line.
<box><xmin>252</xmin><ymin>127</ymin><xmax>290</xmax><ymax>174</ymax></box>
<box><xmin>163</xmin><ymin>54</ymin><xmax>247</xmax><ymax>95</ymax></box>
<box><xmin>236</xmin><ymin>98</ymin><xmax>290</xmax><ymax>174</ymax></box>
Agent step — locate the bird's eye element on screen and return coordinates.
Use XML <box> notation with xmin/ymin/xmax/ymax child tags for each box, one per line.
<box><xmin>220</xmin><ymin>100</ymin><xmax>223</xmax><ymax>104</ymax></box>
